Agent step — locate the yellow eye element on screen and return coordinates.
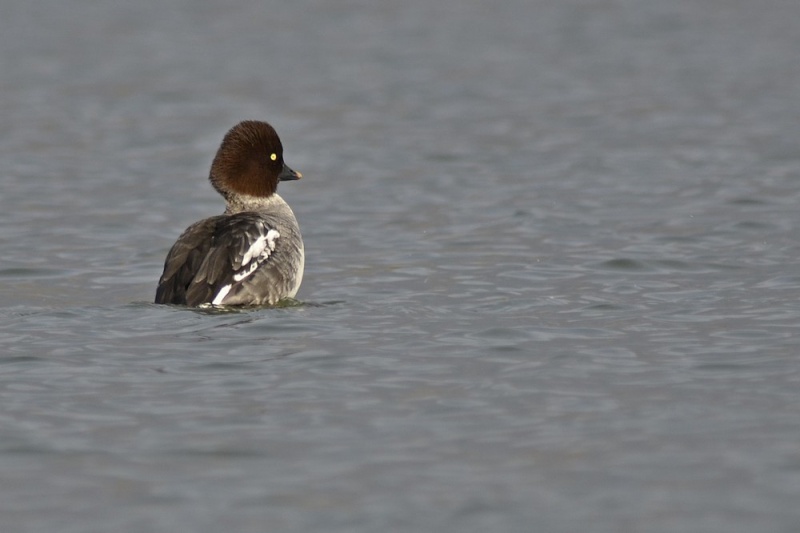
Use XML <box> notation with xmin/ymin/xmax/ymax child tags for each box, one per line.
<box><xmin>270</xmin><ymin>153</ymin><xmax>277</xmax><ymax>161</ymax></box>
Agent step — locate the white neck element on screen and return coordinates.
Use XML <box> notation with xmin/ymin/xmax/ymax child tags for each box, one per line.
<box><xmin>224</xmin><ymin>192</ymin><xmax>289</xmax><ymax>215</ymax></box>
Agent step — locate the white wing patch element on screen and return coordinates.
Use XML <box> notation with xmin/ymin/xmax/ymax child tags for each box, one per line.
<box><xmin>211</xmin><ymin>284</ymin><xmax>232</xmax><ymax>305</ymax></box>
<box><xmin>241</xmin><ymin>234</ymin><xmax>268</xmax><ymax>266</ymax></box>
<box><xmin>210</xmin><ymin>228</ymin><xmax>280</xmax><ymax>305</ymax></box>
<box><xmin>234</xmin><ymin>229</ymin><xmax>280</xmax><ymax>282</ymax></box>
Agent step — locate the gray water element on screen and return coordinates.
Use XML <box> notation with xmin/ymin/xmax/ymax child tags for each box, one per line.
<box><xmin>2</xmin><ymin>0</ymin><xmax>800</xmax><ymax>531</ymax></box>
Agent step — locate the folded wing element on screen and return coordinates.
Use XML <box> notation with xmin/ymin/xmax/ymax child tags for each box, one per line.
<box><xmin>155</xmin><ymin>214</ymin><xmax>284</xmax><ymax>306</ymax></box>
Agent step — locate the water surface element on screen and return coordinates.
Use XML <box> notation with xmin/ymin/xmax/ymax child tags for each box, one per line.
<box><xmin>2</xmin><ymin>1</ymin><xmax>800</xmax><ymax>532</ymax></box>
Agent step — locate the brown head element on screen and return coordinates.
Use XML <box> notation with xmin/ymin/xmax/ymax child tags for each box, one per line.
<box><xmin>209</xmin><ymin>121</ymin><xmax>301</xmax><ymax>199</ymax></box>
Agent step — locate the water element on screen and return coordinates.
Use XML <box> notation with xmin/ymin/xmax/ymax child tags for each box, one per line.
<box><xmin>2</xmin><ymin>0</ymin><xmax>800</xmax><ymax>531</ymax></box>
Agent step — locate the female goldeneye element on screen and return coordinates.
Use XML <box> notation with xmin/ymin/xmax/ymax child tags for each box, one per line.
<box><xmin>155</xmin><ymin>120</ymin><xmax>304</xmax><ymax>307</ymax></box>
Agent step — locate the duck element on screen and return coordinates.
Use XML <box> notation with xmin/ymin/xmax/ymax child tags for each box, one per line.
<box><xmin>155</xmin><ymin>120</ymin><xmax>304</xmax><ymax>307</ymax></box>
